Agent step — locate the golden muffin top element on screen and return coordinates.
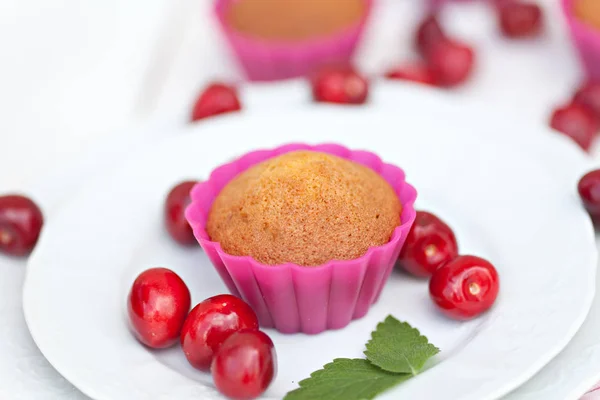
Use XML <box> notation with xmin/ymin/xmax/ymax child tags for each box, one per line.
<box><xmin>207</xmin><ymin>150</ymin><xmax>402</xmax><ymax>266</ymax></box>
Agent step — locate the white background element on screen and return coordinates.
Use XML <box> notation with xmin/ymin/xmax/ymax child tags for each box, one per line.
<box><xmin>0</xmin><ymin>0</ymin><xmax>599</xmax><ymax>398</ymax></box>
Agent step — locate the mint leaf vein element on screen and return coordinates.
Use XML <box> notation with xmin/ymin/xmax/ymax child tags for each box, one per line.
<box><xmin>364</xmin><ymin>315</ymin><xmax>439</xmax><ymax>375</ymax></box>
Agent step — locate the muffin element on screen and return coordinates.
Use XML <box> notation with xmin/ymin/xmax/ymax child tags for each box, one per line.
<box><xmin>207</xmin><ymin>151</ymin><xmax>402</xmax><ymax>266</ymax></box>
<box><xmin>562</xmin><ymin>0</ymin><xmax>600</xmax><ymax>80</ymax></box>
<box><xmin>214</xmin><ymin>0</ymin><xmax>373</xmax><ymax>81</ymax></box>
<box><xmin>186</xmin><ymin>143</ymin><xmax>417</xmax><ymax>334</ymax></box>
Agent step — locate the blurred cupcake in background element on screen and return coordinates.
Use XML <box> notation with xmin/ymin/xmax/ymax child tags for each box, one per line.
<box><xmin>214</xmin><ymin>0</ymin><xmax>373</xmax><ymax>81</ymax></box>
<box><xmin>563</xmin><ymin>0</ymin><xmax>600</xmax><ymax>80</ymax></box>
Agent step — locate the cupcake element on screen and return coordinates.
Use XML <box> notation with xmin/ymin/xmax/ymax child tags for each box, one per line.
<box><xmin>563</xmin><ymin>0</ymin><xmax>600</xmax><ymax>80</ymax></box>
<box><xmin>214</xmin><ymin>0</ymin><xmax>373</xmax><ymax>81</ymax></box>
<box><xmin>186</xmin><ymin>144</ymin><xmax>417</xmax><ymax>334</ymax></box>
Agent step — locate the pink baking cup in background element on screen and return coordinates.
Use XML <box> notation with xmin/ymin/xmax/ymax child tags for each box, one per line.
<box><xmin>562</xmin><ymin>0</ymin><xmax>600</xmax><ymax>81</ymax></box>
<box><xmin>185</xmin><ymin>143</ymin><xmax>417</xmax><ymax>334</ymax></box>
<box><xmin>213</xmin><ymin>0</ymin><xmax>373</xmax><ymax>82</ymax></box>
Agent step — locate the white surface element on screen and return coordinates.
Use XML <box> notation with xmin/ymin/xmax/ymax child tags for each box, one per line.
<box><xmin>22</xmin><ymin>105</ymin><xmax>597</xmax><ymax>400</ymax></box>
<box><xmin>2</xmin><ymin>0</ymin><xmax>600</xmax><ymax>399</ymax></box>
<box><xmin>0</xmin><ymin>0</ymin><xmax>180</xmax><ymax>190</ymax></box>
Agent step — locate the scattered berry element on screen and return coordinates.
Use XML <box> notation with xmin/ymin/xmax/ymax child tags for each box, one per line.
<box><xmin>574</xmin><ymin>81</ymin><xmax>600</xmax><ymax>119</ymax></box>
<box><xmin>429</xmin><ymin>255</ymin><xmax>499</xmax><ymax>320</ymax></box>
<box><xmin>212</xmin><ymin>329</ymin><xmax>276</xmax><ymax>400</ymax></box>
<box><xmin>312</xmin><ymin>69</ymin><xmax>369</xmax><ymax>104</ymax></box>
<box><xmin>181</xmin><ymin>294</ymin><xmax>259</xmax><ymax>371</ymax></box>
<box><xmin>127</xmin><ymin>268</ymin><xmax>191</xmax><ymax>348</ymax></box>
<box><xmin>427</xmin><ymin>39</ymin><xmax>475</xmax><ymax>87</ymax></box>
<box><xmin>0</xmin><ymin>195</ymin><xmax>43</xmax><ymax>256</ymax></box>
<box><xmin>191</xmin><ymin>83</ymin><xmax>241</xmax><ymax>121</ymax></box>
<box><xmin>498</xmin><ymin>2</ymin><xmax>544</xmax><ymax>38</ymax></box>
<box><xmin>578</xmin><ymin>169</ymin><xmax>600</xmax><ymax>224</ymax></box>
<box><xmin>415</xmin><ymin>14</ymin><xmax>446</xmax><ymax>57</ymax></box>
<box><xmin>385</xmin><ymin>63</ymin><xmax>437</xmax><ymax>86</ymax></box>
<box><xmin>165</xmin><ymin>181</ymin><xmax>198</xmax><ymax>245</ymax></box>
<box><xmin>398</xmin><ymin>211</ymin><xmax>458</xmax><ymax>278</ymax></box>
<box><xmin>550</xmin><ymin>103</ymin><xmax>598</xmax><ymax>151</ymax></box>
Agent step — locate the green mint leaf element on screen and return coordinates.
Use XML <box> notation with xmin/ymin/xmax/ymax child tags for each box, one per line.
<box><xmin>284</xmin><ymin>358</ymin><xmax>410</xmax><ymax>400</ymax></box>
<box><xmin>364</xmin><ymin>315</ymin><xmax>439</xmax><ymax>375</ymax></box>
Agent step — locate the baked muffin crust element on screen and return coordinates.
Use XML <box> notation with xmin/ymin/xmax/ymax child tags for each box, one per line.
<box><xmin>207</xmin><ymin>151</ymin><xmax>402</xmax><ymax>266</ymax></box>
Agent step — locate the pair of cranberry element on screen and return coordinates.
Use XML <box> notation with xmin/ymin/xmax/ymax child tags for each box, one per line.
<box><xmin>190</xmin><ymin>73</ymin><xmax>371</xmax><ymax>116</ymax></box>
<box><xmin>182</xmin><ymin>294</ymin><xmax>275</xmax><ymax>400</ymax></box>
<box><xmin>128</xmin><ymin>269</ymin><xmax>275</xmax><ymax>400</ymax></box>
<box><xmin>386</xmin><ymin>1</ymin><xmax>543</xmax><ymax>86</ymax></box>
<box><xmin>398</xmin><ymin>211</ymin><xmax>499</xmax><ymax>320</ymax></box>
<box><xmin>309</xmin><ymin>15</ymin><xmax>476</xmax><ymax>103</ymax></box>
<box><xmin>550</xmin><ymin>81</ymin><xmax>600</xmax><ymax>151</ymax></box>
<box><xmin>387</xmin><ymin>15</ymin><xmax>475</xmax><ymax>88</ymax></box>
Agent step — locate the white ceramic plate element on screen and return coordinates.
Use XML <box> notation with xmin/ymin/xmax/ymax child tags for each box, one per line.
<box><xmin>23</xmin><ymin>105</ymin><xmax>596</xmax><ymax>400</ymax></box>
<box><xmin>0</xmin><ymin>79</ymin><xmax>595</xmax><ymax>400</ymax></box>
<box><xmin>375</xmin><ymin>84</ymin><xmax>600</xmax><ymax>400</ymax></box>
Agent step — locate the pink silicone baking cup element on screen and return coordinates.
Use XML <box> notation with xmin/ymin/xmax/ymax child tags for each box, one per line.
<box><xmin>213</xmin><ymin>0</ymin><xmax>373</xmax><ymax>81</ymax></box>
<box><xmin>185</xmin><ymin>143</ymin><xmax>417</xmax><ymax>334</ymax></box>
<box><xmin>562</xmin><ymin>0</ymin><xmax>600</xmax><ymax>81</ymax></box>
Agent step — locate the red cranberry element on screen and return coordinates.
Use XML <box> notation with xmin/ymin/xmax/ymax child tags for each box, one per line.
<box><xmin>498</xmin><ymin>2</ymin><xmax>543</xmax><ymax>38</ymax></box>
<box><xmin>427</xmin><ymin>39</ymin><xmax>475</xmax><ymax>87</ymax></box>
<box><xmin>181</xmin><ymin>294</ymin><xmax>259</xmax><ymax>371</ymax></box>
<box><xmin>212</xmin><ymin>329</ymin><xmax>276</xmax><ymax>400</ymax></box>
<box><xmin>312</xmin><ymin>69</ymin><xmax>369</xmax><ymax>105</ymax></box>
<box><xmin>384</xmin><ymin>63</ymin><xmax>437</xmax><ymax>86</ymax></box>
<box><xmin>574</xmin><ymin>81</ymin><xmax>600</xmax><ymax>119</ymax></box>
<box><xmin>578</xmin><ymin>169</ymin><xmax>600</xmax><ymax>224</ymax></box>
<box><xmin>550</xmin><ymin>103</ymin><xmax>599</xmax><ymax>151</ymax></box>
<box><xmin>415</xmin><ymin>14</ymin><xmax>446</xmax><ymax>56</ymax></box>
<box><xmin>398</xmin><ymin>211</ymin><xmax>458</xmax><ymax>278</ymax></box>
<box><xmin>429</xmin><ymin>255</ymin><xmax>499</xmax><ymax>320</ymax></box>
<box><xmin>0</xmin><ymin>195</ymin><xmax>43</xmax><ymax>256</ymax></box>
<box><xmin>165</xmin><ymin>181</ymin><xmax>198</xmax><ymax>245</ymax></box>
<box><xmin>127</xmin><ymin>268</ymin><xmax>191</xmax><ymax>348</ymax></box>
<box><xmin>190</xmin><ymin>83</ymin><xmax>241</xmax><ymax>122</ymax></box>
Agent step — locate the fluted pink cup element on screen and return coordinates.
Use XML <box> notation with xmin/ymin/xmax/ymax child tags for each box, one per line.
<box><xmin>185</xmin><ymin>143</ymin><xmax>417</xmax><ymax>334</ymax></box>
<box><xmin>213</xmin><ymin>0</ymin><xmax>373</xmax><ymax>81</ymax></box>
